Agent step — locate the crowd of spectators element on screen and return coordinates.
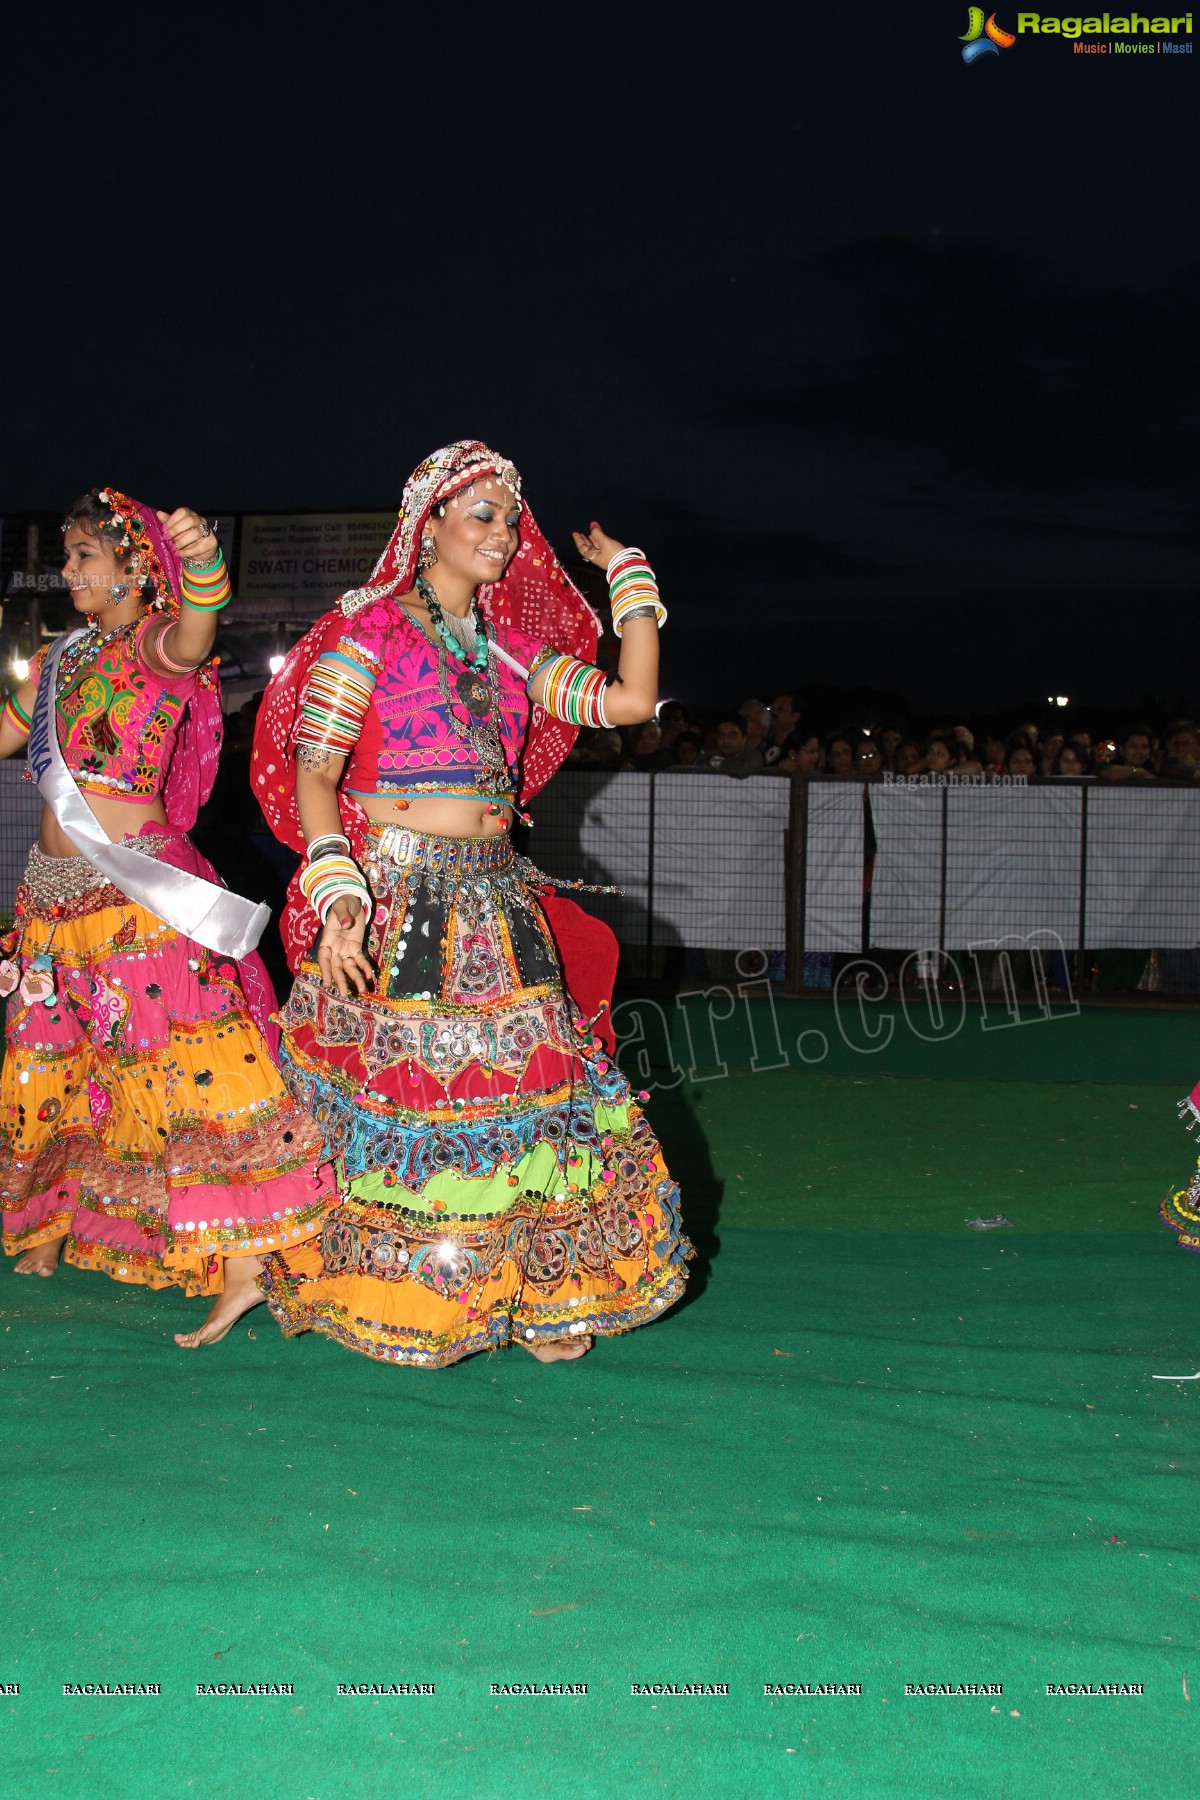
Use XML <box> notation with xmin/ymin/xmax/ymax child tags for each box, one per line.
<box><xmin>564</xmin><ymin>698</ymin><xmax>1200</xmax><ymax>784</ymax></box>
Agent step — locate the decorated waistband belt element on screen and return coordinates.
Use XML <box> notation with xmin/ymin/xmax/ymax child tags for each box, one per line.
<box><xmin>21</xmin><ymin>835</ymin><xmax>175</xmax><ymax>912</ymax></box>
<box><xmin>365</xmin><ymin>824</ymin><xmax>516</xmax><ymax>878</ymax></box>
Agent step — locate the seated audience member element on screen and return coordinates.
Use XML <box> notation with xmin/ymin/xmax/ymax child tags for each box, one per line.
<box><xmin>824</xmin><ymin>730</ymin><xmax>858</xmax><ymax>775</ymax></box>
<box><xmin>567</xmin><ymin>726</ymin><xmax>620</xmax><ymax>768</ymax></box>
<box><xmin>855</xmin><ymin>737</ymin><xmax>885</xmax><ymax>779</ymax></box>
<box><xmin>983</xmin><ymin>734</ymin><xmax>1007</xmax><ymax>774</ymax></box>
<box><xmin>656</xmin><ymin>701</ymin><xmax>690</xmax><ymax>763</ymax></box>
<box><xmin>708</xmin><ymin>715</ymin><xmax>766</xmax><ymax>777</ymax></box>
<box><xmin>1039</xmin><ymin>732</ymin><xmax>1064</xmax><ymax>775</ymax></box>
<box><xmin>1003</xmin><ymin>735</ymin><xmax>1038</xmax><ymax>778</ymax></box>
<box><xmin>1160</xmin><ymin>719</ymin><xmax>1200</xmax><ymax>781</ymax></box>
<box><xmin>620</xmin><ymin>718</ymin><xmax>665</xmax><ymax>772</ymax></box>
<box><xmin>1051</xmin><ymin>741</ymin><xmax>1093</xmax><ymax>776</ymax></box>
<box><xmin>775</xmin><ymin>732</ymin><xmax>822</xmax><ymax>775</ymax></box>
<box><xmin>1099</xmin><ymin>724</ymin><xmax>1156</xmax><ymax>782</ymax></box>
<box><xmin>1068</xmin><ymin>729</ymin><xmax>1093</xmax><ymax>759</ymax></box>
<box><xmin>738</xmin><ymin>699</ymin><xmax>770</xmax><ymax>753</ymax></box>
<box><xmin>878</xmin><ymin>725</ymin><xmax>904</xmax><ymax>771</ymax></box>
<box><xmin>668</xmin><ymin>730</ymin><xmax>705</xmax><ymax>768</ymax></box>
<box><xmin>953</xmin><ymin>725</ymin><xmax>977</xmax><ymax>761</ymax></box>
<box><xmin>763</xmin><ymin>691</ymin><xmax>801</xmax><ymax>764</ymax></box>
<box><xmin>894</xmin><ymin>739</ymin><xmax>925</xmax><ymax>775</ymax></box>
<box><xmin>924</xmin><ymin>732</ymin><xmax>981</xmax><ymax>777</ymax></box>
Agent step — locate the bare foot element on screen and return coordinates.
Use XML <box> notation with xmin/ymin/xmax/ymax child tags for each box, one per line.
<box><xmin>519</xmin><ymin>1334</ymin><xmax>593</xmax><ymax>1363</ymax></box>
<box><xmin>174</xmin><ymin>1256</ymin><xmax>264</xmax><ymax>1349</ymax></box>
<box><xmin>12</xmin><ymin>1235</ymin><xmax>67</xmax><ymax>1278</ymax></box>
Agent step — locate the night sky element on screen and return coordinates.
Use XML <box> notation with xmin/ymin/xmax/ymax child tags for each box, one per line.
<box><xmin>3</xmin><ymin>12</ymin><xmax>1195</xmax><ymax>716</ymax></box>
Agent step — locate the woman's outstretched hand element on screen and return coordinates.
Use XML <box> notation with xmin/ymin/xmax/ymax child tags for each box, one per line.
<box><xmin>317</xmin><ymin>900</ymin><xmax>373</xmax><ymax>999</ymax></box>
<box><xmin>573</xmin><ymin>521</ymin><xmax>626</xmax><ymax>572</ymax></box>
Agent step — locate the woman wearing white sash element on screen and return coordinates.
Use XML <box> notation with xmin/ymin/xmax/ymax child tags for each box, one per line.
<box><xmin>0</xmin><ymin>488</ymin><xmax>334</xmax><ymax>1345</ymax></box>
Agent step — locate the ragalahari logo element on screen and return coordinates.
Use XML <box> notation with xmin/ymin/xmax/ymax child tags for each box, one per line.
<box><xmin>961</xmin><ymin>8</ymin><xmax>1017</xmax><ymax>59</ymax></box>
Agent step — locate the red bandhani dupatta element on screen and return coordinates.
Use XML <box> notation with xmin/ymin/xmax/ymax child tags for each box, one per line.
<box><xmin>252</xmin><ymin>441</ymin><xmax>605</xmax><ymax>976</ymax></box>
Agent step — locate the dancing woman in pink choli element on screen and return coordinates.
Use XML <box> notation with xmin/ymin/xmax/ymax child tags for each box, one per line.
<box><xmin>0</xmin><ymin>488</ymin><xmax>335</xmax><ymax>1346</ymax></box>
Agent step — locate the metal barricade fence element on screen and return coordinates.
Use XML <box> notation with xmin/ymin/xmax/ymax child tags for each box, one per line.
<box><xmin>785</xmin><ymin>773</ymin><xmax>1200</xmax><ymax>997</ymax></box>
<box><xmin>527</xmin><ymin>770</ymin><xmax>1200</xmax><ymax>997</ymax></box>
<box><xmin>2</xmin><ymin>760</ymin><xmax>1194</xmax><ymax>997</ymax></box>
<box><xmin>524</xmin><ymin>770</ymin><xmax>790</xmax><ymax>981</ymax></box>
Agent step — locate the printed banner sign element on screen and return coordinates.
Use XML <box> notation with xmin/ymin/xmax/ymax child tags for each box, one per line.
<box><xmin>238</xmin><ymin>513</ymin><xmax>393</xmax><ymax>604</ymax></box>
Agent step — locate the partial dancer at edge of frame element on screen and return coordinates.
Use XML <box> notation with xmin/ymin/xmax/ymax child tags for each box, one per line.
<box><xmin>0</xmin><ymin>489</ymin><xmax>334</xmax><ymax>1345</ymax></box>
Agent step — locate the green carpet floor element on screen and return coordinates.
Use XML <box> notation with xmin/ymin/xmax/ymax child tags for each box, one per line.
<box><xmin>2</xmin><ymin>1002</ymin><xmax>1199</xmax><ymax>1798</ymax></box>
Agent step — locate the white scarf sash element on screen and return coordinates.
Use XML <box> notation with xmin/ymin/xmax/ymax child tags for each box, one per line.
<box><xmin>29</xmin><ymin>629</ymin><xmax>269</xmax><ymax>959</ymax></box>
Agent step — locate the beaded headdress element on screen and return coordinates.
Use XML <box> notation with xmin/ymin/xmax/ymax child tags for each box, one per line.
<box><xmin>339</xmin><ymin>441</ymin><xmax>524</xmax><ymax>617</ymax></box>
<box><xmin>65</xmin><ymin>488</ymin><xmax>180</xmax><ymax>613</ymax></box>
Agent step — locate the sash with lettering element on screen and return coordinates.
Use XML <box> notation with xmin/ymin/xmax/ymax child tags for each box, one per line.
<box><xmin>29</xmin><ymin>629</ymin><xmax>269</xmax><ymax>959</ymax></box>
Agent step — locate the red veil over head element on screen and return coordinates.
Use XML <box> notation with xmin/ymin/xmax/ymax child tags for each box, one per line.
<box><xmin>72</xmin><ymin>488</ymin><xmax>222</xmax><ymax>832</ymax></box>
<box><xmin>252</xmin><ymin>439</ymin><xmax>601</xmax><ymax>857</ymax></box>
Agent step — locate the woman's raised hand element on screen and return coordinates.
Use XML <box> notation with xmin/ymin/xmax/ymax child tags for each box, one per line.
<box><xmin>157</xmin><ymin>507</ymin><xmax>219</xmax><ymax>564</ymax></box>
<box><xmin>572</xmin><ymin>521</ymin><xmax>626</xmax><ymax>572</ymax></box>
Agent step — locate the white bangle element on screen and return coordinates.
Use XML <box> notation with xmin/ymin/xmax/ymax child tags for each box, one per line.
<box><xmin>605</xmin><ymin>545</ymin><xmax>645</xmax><ymax>577</ymax></box>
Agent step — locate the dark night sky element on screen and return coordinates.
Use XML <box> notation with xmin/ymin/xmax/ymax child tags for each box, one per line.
<box><xmin>2</xmin><ymin>11</ymin><xmax>1196</xmax><ymax>715</ymax></box>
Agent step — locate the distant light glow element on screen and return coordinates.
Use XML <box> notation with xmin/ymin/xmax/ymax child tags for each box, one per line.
<box><xmin>11</xmin><ymin>657</ymin><xmax>29</xmax><ymax>681</ymax></box>
<box><xmin>1055</xmin><ymin>695</ymin><xmax>1069</xmax><ymax>708</ymax></box>
<box><xmin>269</xmin><ymin>654</ymin><xmax>285</xmax><ymax>675</ymax></box>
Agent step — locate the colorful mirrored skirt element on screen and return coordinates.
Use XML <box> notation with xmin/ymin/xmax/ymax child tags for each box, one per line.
<box><xmin>260</xmin><ymin>825</ymin><xmax>692</xmax><ymax>1366</ymax></box>
<box><xmin>0</xmin><ymin>834</ymin><xmax>334</xmax><ymax>1295</ymax></box>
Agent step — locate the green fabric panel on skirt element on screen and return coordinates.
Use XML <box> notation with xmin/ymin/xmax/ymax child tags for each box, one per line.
<box><xmin>344</xmin><ymin>1099</ymin><xmax>636</xmax><ymax>1216</ymax></box>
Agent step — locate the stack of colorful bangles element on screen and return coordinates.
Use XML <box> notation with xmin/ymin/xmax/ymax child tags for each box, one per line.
<box><xmin>296</xmin><ymin>654</ymin><xmax>375</xmax><ymax>760</ymax></box>
<box><xmin>298</xmin><ymin>833</ymin><xmax>371</xmax><ymax>924</ymax></box>
<box><xmin>606</xmin><ymin>547</ymin><xmax>667</xmax><ymax>635</ymax></box>
<box><xmin>535</xmin><ymin>653</ymin><xmax>612</xmax><ymax>728</ymax></box>
<box><xmin>180</xmin><ymin>550</ymin><xmax>232</xmax><ymax>611</ymax></box>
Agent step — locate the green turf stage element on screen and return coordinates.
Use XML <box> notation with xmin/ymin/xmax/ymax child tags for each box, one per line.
<box><xmin>3</xmin><ymin>998</ymin><xmax>1199</xmax><ymax>1798</ymax></box>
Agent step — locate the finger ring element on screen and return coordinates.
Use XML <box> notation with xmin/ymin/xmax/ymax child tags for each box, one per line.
<box><xmin>194</xmin><ymin>517</ymin><xmax>210</xmax><ymax>537</ymax></box>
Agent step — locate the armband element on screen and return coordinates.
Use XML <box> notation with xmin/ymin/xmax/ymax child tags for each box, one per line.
<box><xmin>2</xmin><ymin>692</ymin><xmax>32</xmax><ymax>738</ymax></box>
<box><xmin>294</xmin><ymin>647</ymin><xmax>378</xmax><ymax>762</ymax></box>
<box><xmin>531</xmin><ymin>652</ymin><xmax>611</xmax><ymax>728</ymax></box>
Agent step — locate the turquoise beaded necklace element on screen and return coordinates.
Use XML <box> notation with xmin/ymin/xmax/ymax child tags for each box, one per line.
<box><xmin>415</xmin><ymin>575</ymin><xmax>488</xmax><ymax>672</ymax></box>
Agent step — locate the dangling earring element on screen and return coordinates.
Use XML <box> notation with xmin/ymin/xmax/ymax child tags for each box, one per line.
<box><xmin>417</xmin><ymin>534</ymin><xmax>438</xmax><ymax>573</ymax></box>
